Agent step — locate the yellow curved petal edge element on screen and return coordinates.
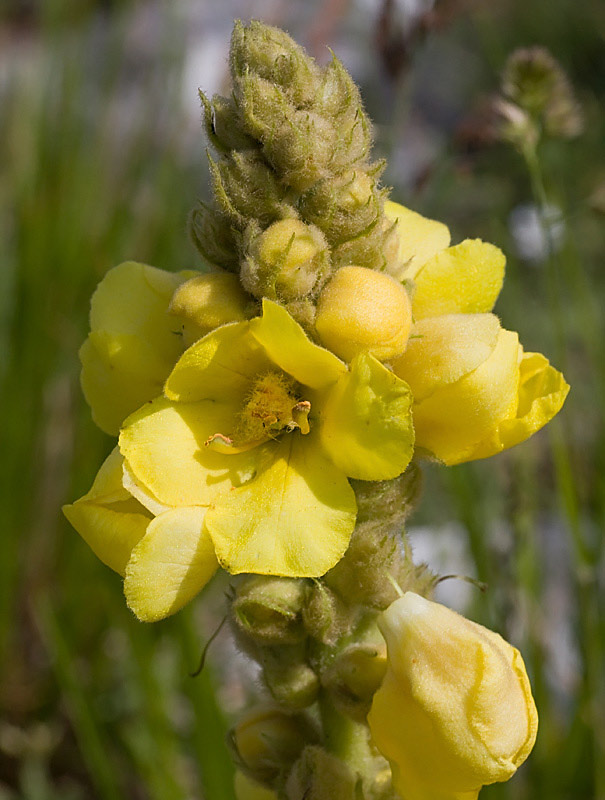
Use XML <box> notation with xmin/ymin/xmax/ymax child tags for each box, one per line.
<box><xmin>250</xmin><ymin>299</ymin><xmax>346</xmax><ymax>390</ymax></box>
<box><xmin>62</xmin><ymin>448</ymin><xmax>150</xmax><ymax>575</ymax></box>
<box><xmin>205</xmin><ymin>434</ymin><xmax>356</xmax><ymax>577</ymax></box>
<box><xmin>412</xmin><ymin>240</ymin><xmax>505</xmax><ymax>320</ymax></box>
<box><xmin>384</xmin><ymin>201</ymin><xmax>451</xmax><ymax>280</ymax></box>
<box><xmin>465</xmin><ymin>351</ymin><xmax>570</xmax><ymax>462</ymax></box>
<box><xmin>319</xmin><ymin>353</ymin><xmax>414</xmax><ymax>481</ymax></box>
<box><xmin>124</xmin><ymin>506</ymin><xmax>218</xmax><ymax>622</ymax></box>
<box><xmin>411</xmin><ymin>329</ymin><xmax>521</xmax><ymax>465</ymax></box>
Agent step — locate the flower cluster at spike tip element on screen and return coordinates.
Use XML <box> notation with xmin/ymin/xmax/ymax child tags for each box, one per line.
<box><xmin>63</xmin><ymin>20</ymin><xmax>569</xmax><ymax>800</ymax></box>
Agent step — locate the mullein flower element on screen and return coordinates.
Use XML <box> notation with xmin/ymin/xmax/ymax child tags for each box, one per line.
<box><xmin>368</xmin><ymin>593</ymin><xmax>538</xmax><ymax>800</ymax></box>
<box><xmin>67</xmin><ymin>299</ymin><xmax>415</xmax><ymax>620</ymax></box>
<box><xmin>385</xmin><ymin>201</ymin><xmax>569</xmax><ymax>464</ymax></box>
<box><xmin>79</xmin><ymin>261</ymin><xmax>198</xmax><ymax>435</ymax></box>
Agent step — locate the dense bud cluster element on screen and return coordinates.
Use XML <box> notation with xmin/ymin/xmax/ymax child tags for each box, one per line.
<box><xmin>190</xmin><ymin>20</ymin><xmax>401</xmax><ymax>321</ymax></box>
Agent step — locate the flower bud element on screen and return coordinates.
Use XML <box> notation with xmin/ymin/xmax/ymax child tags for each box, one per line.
<box><xmin>168</xmin><ymin>272</ymin><xmax>250</xmax><ymax>346</ymax></box>
<box><xmin>368</xmin><ymin>593</ymin><xmax>538</xmax><ymax>800</ymax></box>
<box><xmin>242</xmin><ymin>219</ymin><xmax>331</xmax><ymax>301</ymax></box>
<box><xmin>232</xmin><ymin>576</ymin><xmax>307</xmax><ymax>645</ymax></box>
<box><xmin>260</xmin><ymin>645</ymin><xmax>320</xmax><ymax>710</ymax></box>
<box><xmin>285</xmin><ymin>746</ymin><xmax>356</xmax><ymax>800</ymax></box>
<box><xmin>230</xmin><ymin>706</ymin><xmax>318</xmax><ymax>786</ymax></box>
<box><xmin>321</xmin><ymin>636</ymin><xmax>387</xmax><ymax>722</ymax></box>
<box><xmin>230</xmin><ymin>20</ymin><xmax>322</xmax><ymax>108</ymax></box>
<box><xmin>299</xmin><ymin>170</ymin><xmax>382</xmax><ymax>246</ymax></box>
<box><xmin>315</xmin><ymin>266</ymin><xmax>412</xmax><ymax>362</ymax></box>
<box><xmin>302</xmin><ymin>581</ymin><xmax>350</xmax><ymax>645</ymax></box>
<box><xmin>188</xmin><ymin>203</ymin><xmax>240</xmax><ymax>272</ymax></box>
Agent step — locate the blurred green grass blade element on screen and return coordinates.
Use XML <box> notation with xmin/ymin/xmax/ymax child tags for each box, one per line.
<box><xmin>34</xmin><ymin>597</ymin><xmax>123</xmax><ymax>800</ymax></box>
<box><xmin>177</xmin><ymin>609</ymin><xmax>236</xmax><ymax>800</ymax></box>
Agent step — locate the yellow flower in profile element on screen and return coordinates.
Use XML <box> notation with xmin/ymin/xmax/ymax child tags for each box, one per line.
<box><xmin>385</xmin><ymin>201</ymin><xmax>569</xmax><ymax>464</ymax></box>
<box><xmin>66</xmin><ymin>300</ymin><xmax>415</xmax><ymax>621</ymax></box>
<box><xmin>368</xmin><ymin>592</ymin><xmax>538</xmax><ymax>800</ymax></box>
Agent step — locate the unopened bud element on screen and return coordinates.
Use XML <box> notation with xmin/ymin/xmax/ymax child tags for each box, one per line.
<box><xmin>315</xmin><ymin>265</ymin><xmax>412</xmax><ymax>362</ymax></box>
<box><xmin>285</xmin><ymin>746</ymin><xmax>356</xmax><ymax>800</ymax></box>
<box><xmin>230</xmin><ymin>706</ymin><xmax>318</xmax><ymax>786</ymax></box>
<box><xmin>230</xmin><ymin>20</ymin><xmax>322</xmax><ymax>108</ymax></box>
<box><xmin>232</xmin><ymin>576</ymin><xmax>307</xmax><ymax>645</ymax></box>
<box><xmin>302</xmin><ymin>581</ymin><xmax>350</xmax><ymax>645</ymax></box>
<box><xmin>321</xmin><ymin>637</ymin><xmax>387</xmax><ymax>722</ymax></box>
<box><xmin>299</xmin><ymin>170</ymin><xmax>382</xmax><ymax>246</ymax></box>
<box><xmin>188</xmin><ymin>203</ymin><xmax>240</xmax><ymax>271</ymax></box>
<box><xmin>242</xmin><ymin>219</ymin><xmax>331</xmax><ymax>301</ymax></box>
<box><xmin>261</xmin><ymin>646</ymin><xmax>320</xmax><ymax>710</ymax></box>
<box><xmin>234</xmin><ymin>772</ymin><xmax>277</xmax><ymax>800</ymax></box>
<box><xmin>168</xmin><ymin>272</ymin><xmax>250</xmax><ymax>346</ymax></box>
<box><xmin>201</xmin><ymin>92</ymin><xmax>255</xmax><ymax>153</ymax></box>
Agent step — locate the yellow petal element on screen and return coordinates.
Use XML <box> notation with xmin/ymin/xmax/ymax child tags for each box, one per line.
<box><xmin>368</xmin><ymin>594</ymin><xmax>537</xmax><ymax>800</ymax></box>
<box><xmin>319</xmin><ymin>353</ymin><xmax>414</xmax><ymax>480</ymax></box>
<box><xmin>80</xmin><ymin>332</ymin><xmax>172</xmax><ymax>436</ymax></box>
<box><xmin>82</xmin><ymin>262</ymin><xmax>195</xmax><ymax>434</ymax></box>
<box><xmin>205</xmin><ymin>434</ymin><xmax>356</xmax><ymax>577</ymax></box>
<box><xmin>393</xmin><ymin>314</ymin><xmax>501</xmax><ymax>402</ymax></box>
<box><xmin>164</xmin><ymin>321</ymin><xmax>272</xmax><ymax>403</ymax></box>
<box><xmin>465</xmin><ymin>352</ymin><xmax>569</xmax><ymax>461</ymax></box>
<box><xmin>250</xmin><ymin>299</ymin><xmax>346</xmax><ymax>390</ymax></box>
<box><xmin>90</xmin><ymin>261</ymin><xmax>195</xmax><ymax>360</ymax></box>
<box><xmin>119</xmin><ymin>396</ymin><xmax>263</xmax><ymax>507</ymax></box>
<box><xmin>411</xmin><ymin>240</ymin><xmax>505</xmax><ymax>320</ymax></box>
<box><xmin>384</xmin><ymin>201</ymin><xmax>451</xmax><ymax>280</ymax></box>
<box><xmin>62</xmin><ymin>448</ymin><xmax>151</xmax><ymax>575</ymax></box>
<box><xmin>124</xmin><ymin>506</ymin><xmax>218</xmax><ymax>622</ymax></box>
<box><xmin>411</xmin><ymin>329</ymin><xmax>521</xmax><ymax>465</ymax></box>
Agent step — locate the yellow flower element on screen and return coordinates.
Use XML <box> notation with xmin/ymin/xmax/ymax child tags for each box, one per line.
<box><xmin>63</xmin><ymin>448</ymin><xmax>219</xmax><ymax>621</ymax></box>
<box><xmin>368</xmin><ymin>593</ymin><xmax>538</xmax><ymax>800</ymax></box>
<box><xmin>67</xmin><ymin>300</ymin><xmax>414</xmax><ymax>621</ymax></box>
<box><xmin>385</xmin><ymin>201</ymin><xmax>569</xmax><ymax>464</ymax></box>
<box><xmin>80</xmin><ymin>261</ymin><xmax>198</xmax><ymax>435</ymax></box>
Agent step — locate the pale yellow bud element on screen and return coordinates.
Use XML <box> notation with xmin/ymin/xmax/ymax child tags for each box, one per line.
<box><xmin>368</xmin><ymin>593</ymin><xmax>538</xmax><ymax>800</ymax></box>
<box><xmin>243</xmin><ymin>219</ymin><xmax>331</xmax><ymax>301</ymax></box>
<box><xmin>315</xmin><ymin>266</ymin><xmax>412</xmax><ymax>362</ymax></box>
<box><xmin>168</xmin><ymin>272</ymin><xmax>249</xmax><ymax>346</ymax></box>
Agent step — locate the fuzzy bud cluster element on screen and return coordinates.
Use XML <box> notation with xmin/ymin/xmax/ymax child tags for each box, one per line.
<box><xmin>189</xmin><ymin>20</ymin><xmax>402</xmax><ymax>323</ymax></box>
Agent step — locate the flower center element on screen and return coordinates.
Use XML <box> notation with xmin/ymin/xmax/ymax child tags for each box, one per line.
<box><xmin>205</xmin><ymin>370</ymin><xmax>311</xmax><ymax>454</ymax></box>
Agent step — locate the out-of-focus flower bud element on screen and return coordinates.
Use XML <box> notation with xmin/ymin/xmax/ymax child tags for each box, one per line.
<box><xmin>230</xmin><ymin>706</ymin><xmax>318</xmax><ymax>787</ymax></box>
<box><xmin>503</xmin><ymin>47</ymin><xmax>583</xmax><ymax>136</ymax></box>
<box><xmin>285</xmin><ymin>746</ymin><xmax>356</xmax><ymax>800</ymax></box>
<box><xmin>232</xmin><ymin>576</ymin><xmax>307</xmax><ymax>645</ymax></box>
<box><xmin>168</xmin><ymin>272</ymin><xmax>250</xmax><ymax>346</ymax></box>
<box><xmin>315</xmin><ymin>266</ymin><xmax>412</xmax><ymax>362</ymax></box>
<box><xmin>491</xmin><ymin>97</ymin><xmax>539</xmax><ymax>152</ymax></box>
<box><xmin>368</xmin><ymin>593</ymin><xmax>538</xmax><ymax>800</ymax></box>
<box><xmin>242</xmin><ymin>219</ymin><xmax>331</xmax><ymax>301</ymax></box>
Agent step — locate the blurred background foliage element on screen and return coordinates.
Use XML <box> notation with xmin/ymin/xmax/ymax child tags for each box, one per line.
<box><xmin>0</xmin><ymin>0</ymin><xmax>603</xmax><ymax>798</ymax></box>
